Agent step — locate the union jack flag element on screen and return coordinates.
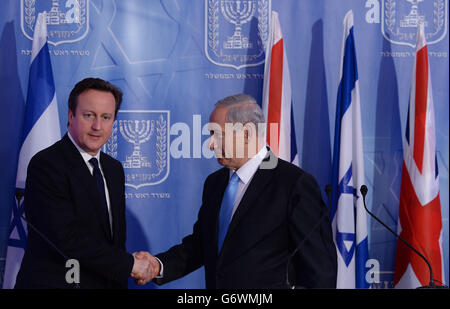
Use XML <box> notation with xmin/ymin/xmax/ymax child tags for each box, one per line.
<box><xmin>262</xmin><ymin>10</ymin><xmax>298</xmax><ymax>166</ymax></box>
<box><xmin>394</xmin><ymin>23</ymin><xmax>445</xmax><ymax>288</ymax></box>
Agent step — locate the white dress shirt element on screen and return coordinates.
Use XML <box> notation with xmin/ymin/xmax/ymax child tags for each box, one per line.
<box><xmin>158</xmin><ymin>146</ymin><xmax>268</xmax><ymax>278</ymax></box>
<box><xmin>230</xmin><ymin>146</ymin><xmax>268</xmax><ymax>218</ymax></box>
<box><xmin>67</xmin><ymin>132</ymin><xmax>113</xmax><ymax>234</ymax></box>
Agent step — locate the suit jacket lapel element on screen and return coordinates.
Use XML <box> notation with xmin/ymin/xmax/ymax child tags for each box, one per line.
<box><xmin>60</xmin><ymin>134</ymin><xmax>112</xmax><ymax>241</ymax></box>
<box><xmin>209</xmin><ymin>168</ymin><xmax>229</xmax><ymax>254</ymax></box>
<box><xmin>217</xmin><ymin>152</ymin><xmax>279</xmax><ymax>258</ymax></box>
<box><xmin>220</xmin><ymin>152</ymin><xmax>278</xmax><ymax>252</ymax></box>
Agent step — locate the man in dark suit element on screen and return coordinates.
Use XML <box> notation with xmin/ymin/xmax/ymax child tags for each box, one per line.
<box><xmin>15</xmin><ymin>78</ymin><xmax>156</xmax><ymax>288</ymax></box>
<box><xmin>135</xmin><ymin>94</ymin><xmax>337</xmax><ymax>288</ymax></box>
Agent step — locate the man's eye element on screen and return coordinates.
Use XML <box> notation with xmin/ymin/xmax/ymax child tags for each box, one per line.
<box><xmin>210</xmin><ymin>131</ymin><xmax>221</xmax><ymax>138</ymax></box>
<box><xmin>103</xmin><ymin>115</ymin><xmax>111</xmax><ymax>120</ymax></box>
<box><xmin>84</xmin><ymin>113</ymin><xmax>94</xmax><ymax>119</ymax></box>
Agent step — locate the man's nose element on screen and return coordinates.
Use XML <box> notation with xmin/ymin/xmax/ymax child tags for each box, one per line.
<box><xmin>209</xmin><ymin>135</ymin><xmax>215</xmax><ymax>150</ymax></box>
<box><xmin>92</xmin><ymin>117</ymin><xmax>101</xmax><ymax>130</ymax></box>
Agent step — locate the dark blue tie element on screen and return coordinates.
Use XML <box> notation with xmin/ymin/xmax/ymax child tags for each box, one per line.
<box><xmin>89</xmin><ymin>158</ymin><xmax>112</xmax><ymax>236</ymax></box>
<box><xmin>217</xmin><ymin>172</ymin><xmax>239</xmax><ymax>254</ymax></box>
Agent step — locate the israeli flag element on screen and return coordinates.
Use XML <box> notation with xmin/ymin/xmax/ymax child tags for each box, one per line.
<box><xmin>2</xmin><ymin>12</ymin><xmax>61</xmax><ymax>289</ymax></box>
<box><xmin>330</xmin><ymin>10</ymin><xmax>369</xmax><ymax>289</ymax></box>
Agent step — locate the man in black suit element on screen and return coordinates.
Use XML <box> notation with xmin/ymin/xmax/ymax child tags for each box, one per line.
<box><xmin>135</xmin><ymin>94</ymin><xmax>337</xmax><ymax>288</ymax></box>
<box><xmin>15</xmin><ymin>78</ymin><xmax>157</xmax><ymax>288</ymax></box>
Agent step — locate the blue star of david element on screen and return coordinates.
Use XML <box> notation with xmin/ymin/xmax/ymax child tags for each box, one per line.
<box><xmin>71</xmin><ymin>1</ymin><xmax>204</xmax><ymax>104</ymax></box>
<box><xmin>336</xmin><ymin>231</ymin><xmax>355</xmax><ymax>267</ymax></box>
<box><xmin>336</xmin><ymin>164</ymin><xmax>359</xmax><ymax>266</ymax></box>
<box><xmin>8</xmin><ymin>190</ymin><xmax>27</xmax><ymax>250</ymax></box>
<box><xmin>339</xmin><ymin>163</ymin><xmax>357</xmax><ymax>197</ymax></box>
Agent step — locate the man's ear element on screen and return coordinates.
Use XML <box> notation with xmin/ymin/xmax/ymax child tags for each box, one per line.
<box><xmin>68</xmin><ymin>109</ymin><xmax>74</xmax><ymax>127</ymax></box>
<box><xmin>243</xmin><ymin>125</ymin><xmax>249</xmax><ymax>145</ymax></box>
<box><xmin>243</xmin><ymin>122</ymin><xmax>256</xmax><ymax>144</ymax></box>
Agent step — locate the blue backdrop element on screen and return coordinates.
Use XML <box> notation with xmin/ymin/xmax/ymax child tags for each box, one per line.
<box><xmin>0</xmin><ymin>0</ymin><xmax>448</xmax><ymax>289</ymax></box>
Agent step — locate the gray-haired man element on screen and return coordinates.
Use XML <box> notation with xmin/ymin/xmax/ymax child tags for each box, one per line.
<box><xmin>135</xmin><ymin>94</ymin><xmax>337</xmax><ymax>288</ymax></box>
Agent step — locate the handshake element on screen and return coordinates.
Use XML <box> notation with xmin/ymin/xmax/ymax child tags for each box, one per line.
<box><xmin>130</xmin><ymin>251</ymin><xmax>161</xmax><ymax>285</ymax></box>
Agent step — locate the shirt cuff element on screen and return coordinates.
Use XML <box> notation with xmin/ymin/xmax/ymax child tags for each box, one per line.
<box><xmin>154</xmin><ymin>256</ymin><xmax>164</xmax><ymax>278</ymax></box>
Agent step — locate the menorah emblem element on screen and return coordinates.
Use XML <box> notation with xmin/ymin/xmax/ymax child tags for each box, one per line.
<box><xmin>119</xmin><ymin>120</ymin><xmax>154</xmax><ymax>169</ymax></box>
<box><xmin>221</xmin><ymin>0</ymin><xmax>256</xmax><ymax>49</ymax></box>
<box><xmin>21</xmin><ymin>0</ymin><xmax>89</xmax><ymax>46</ymax></box>
<box><xmin>400</xmin><ymin>0</ymin><xmax>427</xmax><ymax>28</ymax></box>
<box><xmin>381</xmin><ymin>0</ymin><xmax>446</xmax><ymax>48</ymax></box>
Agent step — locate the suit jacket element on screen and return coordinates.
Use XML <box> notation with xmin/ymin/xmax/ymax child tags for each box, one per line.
<box><xmin>156</xmin><ymin>154</ymin><xmax>337</xmax><ymax>289</ymax></box>
<box><xmin>15</xmin><ymin>134</ymin><xmax>134</xmax><ymax>289</ymax></box>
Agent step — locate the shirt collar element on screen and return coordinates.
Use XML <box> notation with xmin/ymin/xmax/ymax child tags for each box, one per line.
<box><xmin>230</xmin><ymin>146</ymin><xmax>268</xmax><ymax>184</ymax></box>
<box><xmin>67</xmin><ymin>131</ymin><xmax>101</xmax><ymax>164</ymax></box>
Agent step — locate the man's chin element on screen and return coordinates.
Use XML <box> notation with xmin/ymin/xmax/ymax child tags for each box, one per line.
<box><xmin>217</xmin><ymin>157</ymin><xmax>237</xmax><ymax>170</ymax></box>
<box><xmin>217</xmin><ymin>157</ymin><xmax>229</xmax><ymax>167</ymax></box>
<box><xmin>83</xmin><ymin>143</ymin><xmax>102</xmax><ymax>156</ymax></box>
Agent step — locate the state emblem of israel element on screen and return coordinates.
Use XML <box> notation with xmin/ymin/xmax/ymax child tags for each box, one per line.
<box><xmin>103</xmin><ymin>111</ymin><xmax>170</xmax><ymax>189</ymax></box>
<box><xmin>382</xmin><ymin>0</ymin><xmax>447</xmax><ymax>48</ymax></box>
<box><xmin>21</xmin><ymin>0</ymin><xmax>89</xmax><ymax>45</ymax></box>
<box><xmin>205</xmin><ymin>0</ymin><xmax>271</xmax><ymax>69</ymax></box>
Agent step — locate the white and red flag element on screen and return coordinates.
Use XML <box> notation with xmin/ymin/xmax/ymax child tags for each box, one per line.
<box><xmin>394</xmin><ymin>23</ymin><xmax>445</xmax><ymax>288</ymax></box>
<box><xmin>262</xmin><ymin>11</ymin><xmax>298</xmax><ymax>166</ymax></box>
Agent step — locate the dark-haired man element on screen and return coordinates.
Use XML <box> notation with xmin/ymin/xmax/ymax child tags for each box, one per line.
<box><xmin>15</xmin><ymin>78</ymin><xmax>157</xmax><ymax>288</ymax></box>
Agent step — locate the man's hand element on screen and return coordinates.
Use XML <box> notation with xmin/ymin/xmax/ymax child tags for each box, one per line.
<box><xmin>130</xmin><ymin>251</ymin><xmax>161</xmax><ymax>285</ymax></box>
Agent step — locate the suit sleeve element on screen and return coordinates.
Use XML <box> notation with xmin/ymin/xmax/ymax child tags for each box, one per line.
<box><xmin>153</xmin><ymin>177</ymin><xmax>211</xmax><ymax>285</ymax></box>
<box><xmin>288</xmin><ymin>172</ymin><xmax>337</xmax><ymax>288</ymax></box>
<box><xmin>24</xmin><ymin>153</ymin><xmax>134</xmax><ymax>284</ymax></box>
